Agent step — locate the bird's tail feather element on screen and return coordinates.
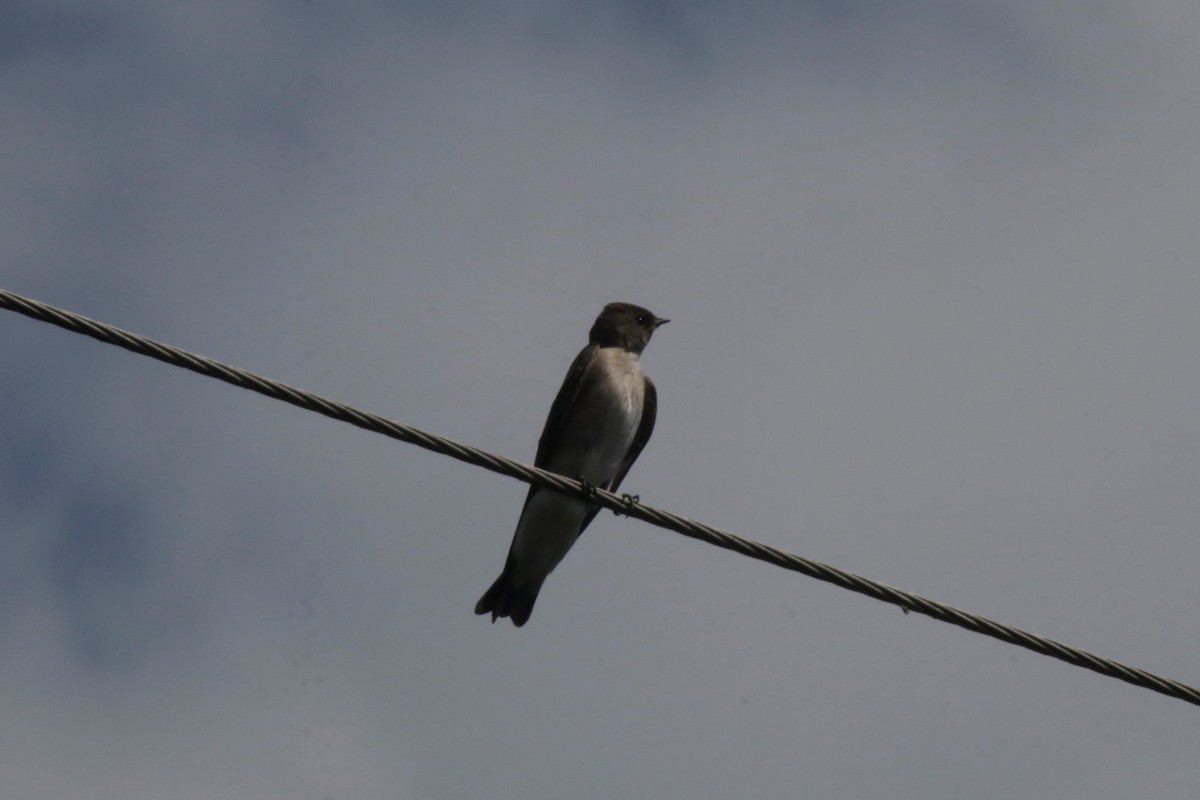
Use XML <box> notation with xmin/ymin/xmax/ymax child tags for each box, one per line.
<box><xmin>474</xmin><ymin>568</ymin><xmax>542</xmax><ymax>628</ymax></box>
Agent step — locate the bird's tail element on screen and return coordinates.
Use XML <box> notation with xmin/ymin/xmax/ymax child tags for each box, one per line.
<box><xmin>474</xmin><ymin>565</ymin><xmax>543</xmax><ymax>628</ymax></box>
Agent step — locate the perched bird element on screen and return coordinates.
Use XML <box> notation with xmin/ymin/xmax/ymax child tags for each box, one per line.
<box><xmin>475</xmin><ymin>302</ymin><xmax>668</xmax><ymax>626</ymax></box>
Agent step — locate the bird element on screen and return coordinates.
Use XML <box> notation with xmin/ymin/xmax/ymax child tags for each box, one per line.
<box><xmin>474</xmin><ymin>302</ymin><xmax>668</xmax><ymax>626</ymax></box>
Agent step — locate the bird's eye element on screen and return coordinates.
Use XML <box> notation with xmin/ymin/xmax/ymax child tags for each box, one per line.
<box><xmin>636</xmin><ymin>314</ymin><xmax>649</xmax><ymax>325</ymax></box>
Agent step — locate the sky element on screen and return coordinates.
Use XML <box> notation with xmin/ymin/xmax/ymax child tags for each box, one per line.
<box><xmin>2</xmin><ymin>1</ymin><xmax>1199</xmax><ymax>797</ymax></box>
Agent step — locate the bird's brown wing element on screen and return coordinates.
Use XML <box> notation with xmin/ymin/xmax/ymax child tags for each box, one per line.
<box><xmin>532</xmin><ymin>343</ymin><xmax>598</xmax><ymax>469</ymax></box>
<box><xmin>509</xmin><ymin>343</ymin><xmax>599</xmax><ymax>522</ymax></box>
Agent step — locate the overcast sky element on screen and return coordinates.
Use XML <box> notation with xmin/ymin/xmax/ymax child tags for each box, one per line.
<box><xmin>3</xmin><ymin>1</ymin><xmax>1200</xmax><ymax>798</ymax></box>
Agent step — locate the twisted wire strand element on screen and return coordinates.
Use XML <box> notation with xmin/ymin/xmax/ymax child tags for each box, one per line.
<box><xmin>3</xmin><ymin>286</ymin><xmax>1197</xmax><ymax>707</ymax></box>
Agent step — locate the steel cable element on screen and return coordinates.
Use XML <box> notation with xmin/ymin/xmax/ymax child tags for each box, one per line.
<box><xmin>2</xmin><ymin>287</ymin><xmax>1197</xmax><ymax>707</ymax></box>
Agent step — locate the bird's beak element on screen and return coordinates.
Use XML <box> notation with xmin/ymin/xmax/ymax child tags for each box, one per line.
<box><xmin>654</xmin><ymin>317</ymin><xmax>670</xmax><ymax>328</ymax></box>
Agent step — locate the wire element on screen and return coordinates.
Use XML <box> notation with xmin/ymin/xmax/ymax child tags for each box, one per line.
<box><xmin>2</xmin><ymin>286</ymin><xmax>1198</xmax><ymax>707</ymax></box>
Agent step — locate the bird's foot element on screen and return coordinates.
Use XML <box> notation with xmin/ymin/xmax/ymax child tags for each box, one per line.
<box><xmin>614</xmin><ymin>493</ymin><xmax>641</xmax><ymax>517</ymax></box>
<box><xmin>577</xmin><ymin>475</ymin><xmax>599</xmax><ymax>503</ymax></box>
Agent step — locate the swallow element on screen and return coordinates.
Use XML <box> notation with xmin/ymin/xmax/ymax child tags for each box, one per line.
<box><xmin>475</xmin><ymin>302</ymin><xmax>668</xmax><ymax>626</ymax></box>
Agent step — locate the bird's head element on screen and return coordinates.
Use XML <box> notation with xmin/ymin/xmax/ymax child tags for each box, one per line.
<box><xmin>589</xmin><ymin>302</ymin><xmax>669</xmax><ymax>354</ymax></box>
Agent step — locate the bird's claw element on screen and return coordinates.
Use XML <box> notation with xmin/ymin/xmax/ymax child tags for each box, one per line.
<box><xmin>614</xmin><ymin>493</ymin><xmax>641</xmax><ymax>516</ymax></box>
<box><xmin>577</xmin><ymin>475</ymin><xmax>599</xmax><ymax>502</ymax></box>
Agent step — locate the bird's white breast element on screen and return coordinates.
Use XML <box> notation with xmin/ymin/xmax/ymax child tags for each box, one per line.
<box><xmin>584</xmin><ymin>348</ymin><xmax>644</xmax><ymax>479</ymax></box>
<box><xmin>595</xmin><ymin>348</ymin><xmax>645</xmax><ymax>419</ymax></box>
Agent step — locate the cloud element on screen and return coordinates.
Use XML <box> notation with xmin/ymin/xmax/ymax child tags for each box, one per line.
<box><xmin>3</xmin><ymin>1</ymin><xmax>1200</xmax><ymax>797</ymax></box>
